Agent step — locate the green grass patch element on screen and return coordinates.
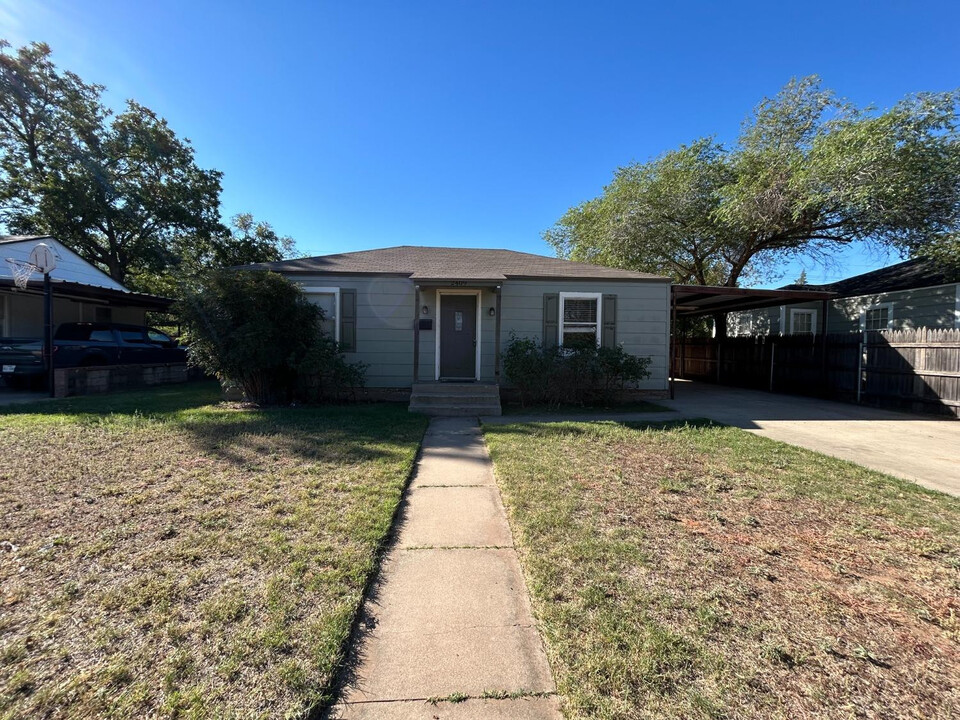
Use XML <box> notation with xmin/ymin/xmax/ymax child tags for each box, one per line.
<box><xmin>500</xmin><ymin>399</ymin><xmax>669</xmax><ymax>416</ymax></box>
<box><xmin>483</xmin><ymin>419</ymin><xmax>960</xmax><ymax>719</ymax></box>
<box><xmin>0</xmin><ymin>383</ymin><xmax>428</xmax><ymax>719</ymax></box>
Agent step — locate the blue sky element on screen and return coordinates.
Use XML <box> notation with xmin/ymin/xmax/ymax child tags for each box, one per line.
<box><xmin>3</xmin><ymin>0</ymin><xmax>959</xmax><ymax>287</ymax></box>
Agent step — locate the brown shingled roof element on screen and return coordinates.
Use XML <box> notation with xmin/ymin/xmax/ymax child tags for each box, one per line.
<box><xmin>249</xmin><ymin>246</ymin><xmax>667</xmax><ymax>282</ymax></box>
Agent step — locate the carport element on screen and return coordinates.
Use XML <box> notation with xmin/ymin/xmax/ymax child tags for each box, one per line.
<box><xmin>669</xmin><ymin>284</ymin><xmax>836</xmax><ymax>398</ymax></box>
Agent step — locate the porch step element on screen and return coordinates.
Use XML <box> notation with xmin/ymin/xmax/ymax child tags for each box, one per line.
<box><xmin>409</xmin><ymin>383</ymin><xmax>502</xmax><ymax>416</ymax></box>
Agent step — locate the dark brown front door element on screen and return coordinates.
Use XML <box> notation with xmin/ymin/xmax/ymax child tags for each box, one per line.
<box><xmin>440</xmin><ymin>294</ymin><xmax>477</xmax><ymax>379</ymax></box>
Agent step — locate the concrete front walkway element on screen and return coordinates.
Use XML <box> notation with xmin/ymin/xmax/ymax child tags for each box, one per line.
<box><xmin>333</xmin><ymin>418</ymin><xmax>559</xmax><ymax>719</ymax></box>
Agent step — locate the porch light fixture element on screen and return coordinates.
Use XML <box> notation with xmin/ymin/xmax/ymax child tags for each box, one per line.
<box><xmin>488</xmin><ymin>307</ymin><xmax>496</xmax><ymax>317</ymax></box>
<box><xmin>422</xmin><ymin>305</ymin><xmax>429</xmax><ymax>315</ymax></box>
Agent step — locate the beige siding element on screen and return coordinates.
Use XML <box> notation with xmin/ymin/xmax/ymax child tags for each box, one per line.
<box><xmin>292</xmin><ymin>275</ymin><xmax>417</xmax><ymax>387</ymax></box>
<box><xmin>286</xmin><ymin>275</ymin><xmax>671</xmax><ymax>390</ymax></box>
<box><xmin>500</xmin><ymin>279</ymin><xmax>670</xmax><ymax>390</ymax></box>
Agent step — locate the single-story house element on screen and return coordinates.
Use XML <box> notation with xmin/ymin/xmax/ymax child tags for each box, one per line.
<box><xmin>252</xmin><ymin>246</ymin><xmax>671</xmax><ymax>408</ymax></box>
<box><xmin>729</xmin><ymin>258</ymin><xmax>960</xmax><ymax>336</ymax></box>
<box><xmin>1</xmin><ymin>235</ymin><xmax>172</xmax><ymax>337</ymax></box>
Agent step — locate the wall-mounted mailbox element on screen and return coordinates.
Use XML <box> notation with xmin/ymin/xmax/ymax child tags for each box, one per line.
<box><xmin>418</xmin><ymin>318</ymin><xmax>433</xmax><ymax>330</ymax></box>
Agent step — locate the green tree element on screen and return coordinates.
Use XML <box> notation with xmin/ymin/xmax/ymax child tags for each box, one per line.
<box><xmin>546</xmin><ymin>77</ymin><xmax>960</xmax><ymax>292</ymax></box>
<box><xmin>134</xmin><ymin>213</ymin><xmax>299</xmax><ymax>296</ymax></box>
<box><xmin>178</xmin><ymin>270</ymin><xmax>363</xmax><ymax>404</ymax></box>
<box><xmin>0</xmin><ymin>41</ymin><xmax>224</xmax><ymax>287</ymax></box>
<box><xmin>794</xmin><ymin>269</ymin><xmax>808</xmax><ymax>285</ymax></box>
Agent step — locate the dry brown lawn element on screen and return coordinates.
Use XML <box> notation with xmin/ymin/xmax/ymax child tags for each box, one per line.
<box><xmin>484</xmin><ymin>419</ymin><xmax>960</xmax><ymax>720</ymax></box>
<box><xmin>0</xmin><ymin>384</ymin><xmax>427</xmax><ymax>719</ymax></box>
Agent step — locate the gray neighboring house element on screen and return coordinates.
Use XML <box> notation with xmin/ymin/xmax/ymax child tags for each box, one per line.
<box><xmin>253</xmin><ymin>246</ymin><xmax>671</xmax><ymax>411</ymax></box>
<box><xmin>729</xmin><ymin>258</ymin><xmax>960</xmax><ymax>337</ymax></box>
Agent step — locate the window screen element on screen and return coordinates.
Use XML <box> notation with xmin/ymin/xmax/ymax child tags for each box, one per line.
<box><xmin>791</xmin><ymin>311</ymin><xmax>814</xmax><ymax>335</ymax></box>
<box><xmin>864</xmin><ymin>306</ymin><xmax>890</xmax><ymax>331</ymax></box>
<box><xmin>560</xmin><ymin>295</ymin><xmax>600</xmax><ymax>348</ymax></box>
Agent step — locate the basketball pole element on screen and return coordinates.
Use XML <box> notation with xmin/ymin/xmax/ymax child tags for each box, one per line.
<box><xmin>44</xmin><ymin>271</ymin><xmax>54</xmax><ymax>398</ymax></box>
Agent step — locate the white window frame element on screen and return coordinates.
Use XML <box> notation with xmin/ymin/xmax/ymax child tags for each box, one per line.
<box><xmin>955</xmin><ymin>284</ymin><xmax>960</xmax><ymax>329</ymax></box>
<box><xmin>559</xmin><ymin>292</ymin><xmax>603</xmax><ymax>348</ymax></box>
<box><xmin>302</xmin><ymin>286</ymin><xmax>340</xmax><ymax>342</ymax></box>
<box><xmin>435</xmin><ymin>289</ymin><xmax>482</xmax><ymax>381</ymax></box>
<box><xmin>789</xmin><ymin>308</ymin><xmax>817</xmax><ymax>335</ymax></box>
<box><xmin>860</xmin><ymin>301</ymin><xmax>894</xmax><ymax>332</ymax></box>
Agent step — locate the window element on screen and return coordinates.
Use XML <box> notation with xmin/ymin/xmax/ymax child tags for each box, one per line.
<box><xmin>560</xmin><ymin>292</ymin><xmax>602</xmax><ymax>348</ymax></box>
<box><xmin>95</xmin><ymin>306</ymin><xmax>113</xmax><ymax>323</ymax></box>
<box><xmin>0</xmin><ymin>295</ymin><xmax>6</xmax><ymax>336</ymax></box>
<box><xmin>119</xmin><ymin>329</ymin><xmax>147</xmax><ymax>344</ymax></box>
<box><xmin>147</xmin><ymin>329</ymin><xmax>173</xmax><ymax>345</ymax></box>
<box><xmin>862</xmin><ymin>303</ymin><xmax>893</xmax><ymax>331</ymax></box>
<box><xmin>789</xmin><ymin>308</ymin><xmax>817</xmax><ymax>335</ymax></box>
<box><xmin>303</xmin><ymin>287</ymin><xmax>340</xmax><ymax>342</ymax></box>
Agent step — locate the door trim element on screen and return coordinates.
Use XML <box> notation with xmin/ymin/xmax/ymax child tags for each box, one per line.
<box><xmin>435</xmin><ymin>289</ymin><xmax>481</xmax><ymax>381</ymax></box>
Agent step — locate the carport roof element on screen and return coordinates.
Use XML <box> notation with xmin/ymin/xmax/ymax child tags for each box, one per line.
<box><xmin>672</xmin><ymin>284</ymin><xmax>835</xmax><ymax>317</ymax></box>
<box><xmin>0</xmin><ymin>277</ymin><xmax>173</xmax><ymax>311</ymax></box>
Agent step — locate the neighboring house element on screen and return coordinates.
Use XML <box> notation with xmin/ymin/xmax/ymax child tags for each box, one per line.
<box><xmin>253</xmin><ymin>246</ymin><xmax>671</xmax><ymax>392</ymax></box>
<box><xmin>729</xmin><ymin>258</ymin><xmax>960</xmax><ymax>336</ymax></box>
<box><xmin>0</xmin><ymin>235</ymin><xmax>171</xmax><ymax>337</ymax></box>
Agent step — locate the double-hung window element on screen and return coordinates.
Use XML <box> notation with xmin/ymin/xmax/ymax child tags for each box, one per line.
<box><xmin>559</xmin><ymin>292</ymin><xmax>602</xmax><ymax>348</ymax></box>
<box><xmin>789</xmin><ymin>308</ymin><xmax>816</xmax><ymax>335</ymax></box>
<box><xmin>862</xmin><ymin>303</ymin><xmax>893</xmax><ymax>331</ymax></box>
<box><xmin>303</xmin><ymin>287</ymin><xmax>340</xmax><ymax>342</ymax></box>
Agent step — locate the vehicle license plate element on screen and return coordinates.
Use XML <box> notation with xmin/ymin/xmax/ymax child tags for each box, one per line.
<box><xmin>1</xmin><ymin>365</ymin><xmax>14</xmax><ymax>373</ymax></box>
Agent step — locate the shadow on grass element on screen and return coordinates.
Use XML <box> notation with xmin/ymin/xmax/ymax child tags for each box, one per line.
<box><xmin>0</xmin><ymin>380</ymin><xmax>223</xmax><ymax>418</ymax></box>
<box><xmin>177</xmin><ymin>403</ymin><xmax>426</xmax><ymax>467</ymax></box>
<box><xmin>0</xmin><ymin>379</ymin><xmax>429</xmax><ymax>469</ymax></box>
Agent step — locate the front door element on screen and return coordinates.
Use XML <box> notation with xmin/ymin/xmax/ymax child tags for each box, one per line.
<box><xmin>439</xmin><ymin>294</ymin><xmax>477</xmax><ymax>379</ymax></box>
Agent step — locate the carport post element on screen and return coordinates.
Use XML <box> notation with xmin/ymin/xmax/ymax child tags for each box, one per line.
<box><xmin>44</xmin><ymin>272</ymin><xmax>54</xmax><ymax>397</ymax></box>
<box><xmin>819</xmin><ymin>298</ymin><xmax>829</xmax><ymax>397</ymax></box>
<box><xmin>669</xmin><ymin>291</ymin><xmax>676</xmax><ymax>399</ymax></box>
<box><xmin>769</xmin><ymin>341</ymin><xmax>775</xmax><ymax>392</ymax></box>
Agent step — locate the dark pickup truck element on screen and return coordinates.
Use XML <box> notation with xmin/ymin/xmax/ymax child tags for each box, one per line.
<box><xmin>0</xmin><ymin>322</ymin><xmax>187</xmax><ymax>388</ymax></box>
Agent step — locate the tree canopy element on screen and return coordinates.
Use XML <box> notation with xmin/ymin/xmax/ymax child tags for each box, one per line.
<box><xmin>546</xmin><ymin>77</ymin><xmax>960</xmax><ymax>287</ymax></box>
<box><xmin>0</xmin><ymin>41</ymin><xmax>298</xmax><ymax>291</ymax></box>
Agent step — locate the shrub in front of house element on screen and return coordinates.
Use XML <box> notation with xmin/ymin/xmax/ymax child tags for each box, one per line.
<box><xmin>500</xmin><ymin>334</ymin><xmax>651</xmax><ymax>407</ymax></box>
<box><xmin>178</xmin><ymin>269</ymin><xmax>365</xmax><ymax>404</ymax></box>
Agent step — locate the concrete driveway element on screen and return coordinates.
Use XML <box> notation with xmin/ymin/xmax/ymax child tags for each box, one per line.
<box><xmin>660</xmin><ymin>381</ymin><xmax>960</xmax><ymax>498</ymax></box>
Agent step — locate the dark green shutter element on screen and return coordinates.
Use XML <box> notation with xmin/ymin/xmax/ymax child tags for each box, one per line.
<box><xmin>340</xmin><ymin>289</ymin><xmax>357</xmax><ymax>352</ymax></box>
<box><xmin>543</xmin><ymin>293</ymin><xmax>559</xmax><ymax>348</ymax></box>
<box><xmin>601</xmin><ymin>294</ymin><xmax>617</xmax><ymax>348</ymax></box>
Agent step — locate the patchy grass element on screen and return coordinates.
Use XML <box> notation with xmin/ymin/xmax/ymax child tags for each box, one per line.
<box><xmin>0</xmin><ymin>383</ymin><xmax>428</xmax><ymax>719</ymax></box>
<box><xmin>483</xmin><ymin>419</ymin><xmax>960</xmax><ymax>719</ymax></box>
<box><xmin>500</xmin><ymin>399</ymin><xmax>669</xmax><ymax>416</ymax></box>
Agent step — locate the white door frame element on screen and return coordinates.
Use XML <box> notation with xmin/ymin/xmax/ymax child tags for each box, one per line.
<box><xmin>302</xmin><ymin>286</ymin><xmax>341</xmax><ymax>342</ymax></box>
<box><xmin>435</xmin><ymin>289</ymin><xmax>482</xmax><ymax>381</ymax></box>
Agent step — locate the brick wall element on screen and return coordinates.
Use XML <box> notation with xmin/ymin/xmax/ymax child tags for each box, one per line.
<box><xmin>54</xmin><ymin>363</ymin><xmax>189</xmax><ymax>398</ymax></box>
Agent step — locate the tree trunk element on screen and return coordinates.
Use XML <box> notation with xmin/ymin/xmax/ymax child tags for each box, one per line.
<box><xmin>713</xmin><ymin>312</ymin><xmax>728</xmax><ymax>340</ymax></box>
<box><xmin>106</xmin><ymin>256</ymin><xmax>125</xmax><ymax>284</ymax></box>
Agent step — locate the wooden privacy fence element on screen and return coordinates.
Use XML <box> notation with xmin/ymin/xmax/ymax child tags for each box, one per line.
<box><xmin>673</xmin><ymin>328</ymin><xmax>960</xmax><ymax>417</ymax></box>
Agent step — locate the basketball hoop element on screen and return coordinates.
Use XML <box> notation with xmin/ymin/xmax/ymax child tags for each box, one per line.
<box><xmin>4</xmin><ymin>242</ymin><xmax>58</xmax><ymax>289</ymax></box>
<box><xmin>4</xmin><ymin>258</ymin><xmax>40</xmax><ymax>289</ymax></box>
